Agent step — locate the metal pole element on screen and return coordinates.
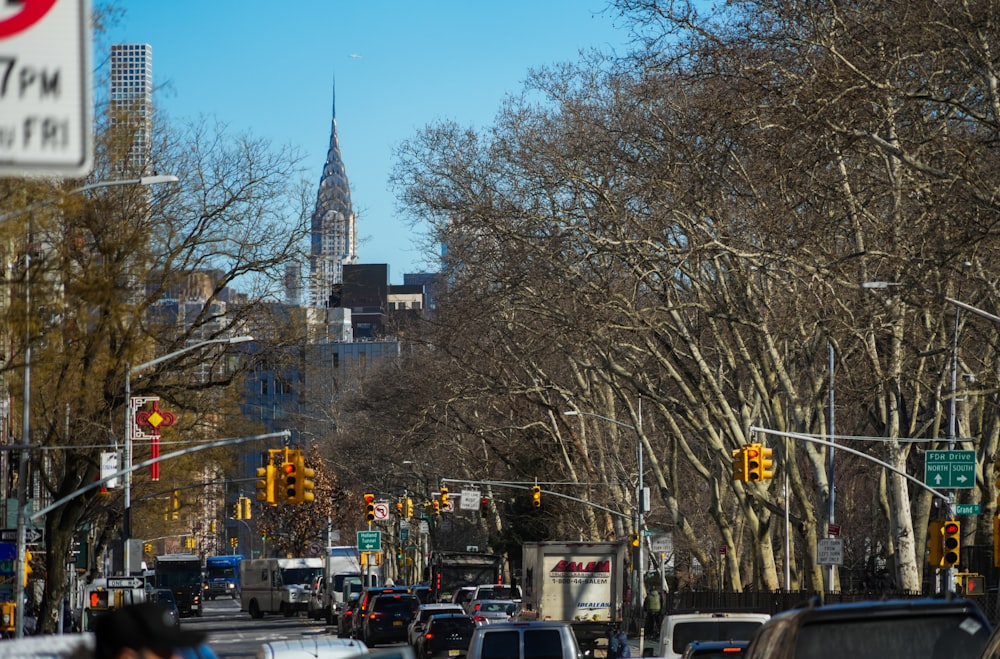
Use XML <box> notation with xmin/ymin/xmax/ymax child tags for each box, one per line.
<box><xmin>942</xmin><ymin>306</ymin><xmax>960</xmax><ymax>593</ymax></box>
<box><xmin>123</xmin><ymin>364</ymin><xmax>132</xmax><ymax>575</ymax></box>
<box><xmin>14</xmin><ymin>221</ymin><xmax>31</xmax><ymax>637</ymax></box>
<box><xmin>826</xmin><ymin>341</ymin><xmax>836</xmax><ymax>593</ymax></box>
<box><xmin>637</xmin><ymin>395</ymin><xmax>645</xmax><ymax>645</ymax></box>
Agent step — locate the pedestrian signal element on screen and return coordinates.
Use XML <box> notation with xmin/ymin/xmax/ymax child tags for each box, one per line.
<box><xmin>88</xmin><ymin>590</ymin><xmax>109</xmax><ymax>610</ymax></box>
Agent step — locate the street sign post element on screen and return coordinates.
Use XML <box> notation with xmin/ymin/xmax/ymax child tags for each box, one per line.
<box><xmin>924</xmin><ymin>450</ymin><xmax>976</xmax><ymax>489</ymax></box>
<box><xmin>357</xmin><ymin>530</ymin><xmax>381</xmax><ymax>552</ymax></box>
<box><xmin>0</xmin><ymin>0</ymin><xmax>93</xmax><ymax>176</ymax></box>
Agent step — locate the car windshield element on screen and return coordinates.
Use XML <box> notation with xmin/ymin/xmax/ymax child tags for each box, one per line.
<box><xmin>793</xmin><ymin>614</ymin><xmax>989</xmax><ymax>659</ymax></box>
<box><xmin>281</xmin><ymin>568</ymin><xmax>321</xmax><ymax>585</ymax></box>
<box><xmin>480</xmin><ymin>602</ymin><xmax>513</xmax><ymax>613</ymax></box>
<box><xmin>673</xmin><ymin>621</ymin><xmax>764</xmax><ymax>654</ymax></box>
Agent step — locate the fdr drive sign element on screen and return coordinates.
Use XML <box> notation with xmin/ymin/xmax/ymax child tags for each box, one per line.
<box><xmin>0</xmin><ymin>0</ymin><xmax>93</xmax><ymax>177</ymax></box>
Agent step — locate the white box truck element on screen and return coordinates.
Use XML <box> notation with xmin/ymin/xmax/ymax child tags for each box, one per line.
<box><xmin>520</xmin><ymin>541</ymin><xmax>628</xmax><ymax>655</ymax></box>
<box><xmin>241</xmin><ymin>557</ymin><xmax>323</xmax><ymax>619</ymax></box>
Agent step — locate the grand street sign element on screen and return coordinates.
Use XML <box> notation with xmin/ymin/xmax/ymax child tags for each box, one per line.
<box><xmin>924</xmin><ymin>450</ymin><xmax>976</xmax><ymax>489</ymax></box>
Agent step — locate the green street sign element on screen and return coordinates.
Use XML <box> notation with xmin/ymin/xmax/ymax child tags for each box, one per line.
<box><xmin>924</xmin><ymin>450</ymin><xmax>976</xmax><ymax>489</ymax></box>
<box><xmin>357</xmin><ymin>530</ymin><xmax>382</xmax><ymax>551</ymax></box>
<box><xmin>955</xmin><ymin>503</ymin><xmax>981</xmax><ymax>515</ymax></box>
<box><xmin>400</xmin><ymin>528</ymin><xmax>410</xmax><ymax>541</ymax></box>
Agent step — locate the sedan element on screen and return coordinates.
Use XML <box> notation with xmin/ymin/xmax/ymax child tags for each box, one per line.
<box><xmin>468</xmin><ymin>599</ymin><xmax>516</xmax><ymax>626</ymax></box>
<box><xmin>409</xmin><ymin>603</ymin><xmax>466</xmax><ymax>646</ymax></box>
<box><xmin>418</xmin><ymin>613</ymin><xmax>477</xmax><ymax>658</ymax></box>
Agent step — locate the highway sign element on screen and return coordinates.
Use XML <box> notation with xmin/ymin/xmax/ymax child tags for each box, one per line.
<box><xmin>924</xmin><ymin>450</ymin><xmax>976</xmax><ymax>488</ymax></box>
<box><xmin>357</xmin><ymin>530</ymin><xmax>381</xmax><ymax>551</ymax></box>
<box><xmin>0</xmin><ymin>0</ymin><xmax>93</xmax><ymax>176</ymax></box>
<box><xmin>107</xmin><ymin>576</ymin><xmax>143</xmax><ymax>589</ymax></box>
<box><xmin>0</xmin><ymin>528</ymin><xmax>43</xmax><ymax>543</ymax></box>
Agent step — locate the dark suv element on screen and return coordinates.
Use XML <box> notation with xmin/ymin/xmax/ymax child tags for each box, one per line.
<box><xmin>417</xmin><ymin>613</ymin><xmax>477</xmax><ymax>658</ymax></box>
<box><xmin>742</xmin><ymin>597</ymin><xmax>990</xmax><ymax>659</ymax></box>
<box><xmin>363</xmin><ymin>592</ymin><xmax>419</xmax><ymax>647</ymax></box>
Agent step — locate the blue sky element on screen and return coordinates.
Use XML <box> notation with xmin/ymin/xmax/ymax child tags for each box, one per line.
<box><xmin>101</xmin><ymin>2</ymin><xmax>634</xmax><ymax>283</ymax></box>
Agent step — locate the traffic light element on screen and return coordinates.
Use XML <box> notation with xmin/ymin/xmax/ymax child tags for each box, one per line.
<box><xmin>233</xmin><ymin>501</ymin><xmax>243</xmax><ymax>520</ymax></box>
<box><xmin>942</xmin><ymin>519</ymin><xmax>961</xmax><ymax>567</ymax></box>
<box><xmin>480</xmin><ymin>497</ymin><xmax>489</xmax><ymax>518</ymax></box>
<box><xmin>405</xmin><ymin>497</ymin><xmax>414</xmax><ymax>519</ymax></box>
<box><xmin>143</xmin><ymin>542</ymin><xmax>152</xmax><ymax>554</ymax></box>
<box><xmin>731</xmin><ymin>447</ymin><xmax>747</xmax><ymax>482</ymax></box>
<box><xmin>23</xmin><ymin>549</ymin><xmax>31</xmax><ymax>587</ymax></box>
<box><xmin>297</xmin><ymin>454</ymin><xmax>316</xmax><ymax>503</ymax></box>
<box><xmin>440</xmin><ymin>487</ymin><xmax>449</xmax><ymax>508</ymax></box>
<box><xmin>395</xmin><ymin>499</ymin><xmax>404</xmax><ymax>517</ymax></box>
<box><xmin>759</xmin><ymin>446</ymin><xmax>774</xmax><ymax>480</ymax></box>
<box><xmin>433</xmin><ymin>500</ymin><xmax>441</xmax><ymax>516</ymax></box>
<box><xmin>745</xmin><ymin>444</ymin><xmax>762</xmax><ymax>481</ymax></box>
<box><xmin>531</xmin><ymin>485</ymin><xmax>541</xmax><ymax>508</ymax></box>
<box><xmin>365</xmin><ymin>493</ymin><xmax>376</xmax><ymax>522</ymax></box>
<box><xmin>242</xmin><ymin>496</ymin><xmax>252</xmax><ymax>520</ymax></box>
<box><xmin>282</xmin><ymin>459</ymin><xmax>299</xmax><ymax>503</ymax></box>
<box><xmin>171</xmin><ymin>489</ymin><xmax>180</xmax><ymax>520</ymax></box>
<box><xmin>927</xmin><ymin>519</ymin><xmax>944</xmax><ymax>568</ymax></box>
<box><xmin>256</xmin><ymin>464</ymin><xmax>276</xmax><ymax>506</ymax></box>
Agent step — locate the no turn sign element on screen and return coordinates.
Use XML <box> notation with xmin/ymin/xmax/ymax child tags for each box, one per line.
<box><xmin>0</xmin><ymin>0</ymin><xmax>93</xmax><ymax>177</ymax></box>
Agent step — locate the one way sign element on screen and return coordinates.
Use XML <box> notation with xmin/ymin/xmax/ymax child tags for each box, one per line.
<box><xmin>0</xmin><ymin>528</ymin><xmax>43</xmax><ymax>543</ymax></box>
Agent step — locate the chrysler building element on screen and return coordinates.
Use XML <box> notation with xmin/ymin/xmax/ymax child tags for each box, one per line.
<box><xmin>308</xmin><ymin>87</ymin><xmax>358</xmax><ymax>308</ymax></box>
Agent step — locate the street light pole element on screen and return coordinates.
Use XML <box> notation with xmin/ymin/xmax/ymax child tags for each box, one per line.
<box><xmin>11</xmin><ymin>174</ymin><xmax>178</xmax><ymax>638</ymax></box>
<box><xmin>564</xmin><ymin>401</ymin><xmax>645</xmax><ymax>634</ymax></box>
<box><xmin>123</xmin><ymin>335</ymin><xmax>253</xmax><ymax>575</ymax></box>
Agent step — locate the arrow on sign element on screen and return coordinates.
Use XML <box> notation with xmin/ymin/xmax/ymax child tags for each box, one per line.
<box><xmin>934</xmin><ymin>474</ymin><xmax>942</xmax><ymax>484</ymax></box>
<box><xmin>107</xmin><ymin>576</ymin><xmax>144</xmax><ymax>589</ymax></box>
<box><xmin>0</xmin><ymin>528</ymin><xmax>43</xmax><ymax>543</ymax></box>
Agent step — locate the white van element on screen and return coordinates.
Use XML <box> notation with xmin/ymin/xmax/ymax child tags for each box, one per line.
<box><xmin>241</xmin><ymin>557</ymin><xmax>323</xmax><ymax>618</ymax></box>
<box><xmin>658</xmin><ymin>611</ymin><xmax>770</xmax><ymax>659</ymax></box>
<box><xmin>256</xmin><ymin>637</ymin><xmax>368</xmax><ymax>659</ymax></box>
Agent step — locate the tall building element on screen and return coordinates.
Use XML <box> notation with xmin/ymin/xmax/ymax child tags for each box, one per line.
<box><xmin>308</xmin><ymin>86</ymin><xmax>358</xmax><ymax>308</ymax></box>
<box><xmin>109</xmin><ymin>43</ymin><xmax>153</xmax><ymax>172</ymax></box>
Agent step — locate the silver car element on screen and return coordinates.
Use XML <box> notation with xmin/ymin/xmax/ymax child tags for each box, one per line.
<box><xmin>468</xmin><ymin>599</ymin><xmax>516</xmax><ymax>626</ymax></box>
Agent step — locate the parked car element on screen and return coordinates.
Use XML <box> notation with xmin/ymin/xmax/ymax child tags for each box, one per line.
<box><xmin>742</xmin><ymin>597</ymin><xmax>990</xmax><ymax>659</ymax></box>
<box><xmin>409</xmin><ymin>603</ymin><xmax>467</xmax><ymax>647</ymax></box>
<box><xmin>416</xmin><ymin>613</ymin><xmax>477</xmax><ymax>659</ymax></box>
<box><xmin>150</xmin><ymin>588</ymin><xmax>180</xmax><ymax>627</ymax></box>
<box><xmin>680</xmin><ymin>640</ymin><xmax>749</xmax><ymax>659</ymax></box>
<box><xmin>465</xmin><ymin>621</ymin><xmax>580</xmax><ymax>659</ymax></box>
<box><xmin>468</xmin><ymin>600</ymin><xmax>516</xmax><ymax>625</ymax></box>
<box><xmin>339</xmin><ymin>593</ymin><xmax>361</xmax><ymax>637</ymax></box>
<box><xmin>363</xmin><ymin>592</ymin><xmax>420</xmax><ymax>647</ymax></box>
<box><xmin>659</xmin><ymin>611</ymin><xmax>770</xmax><ymax>659</ymax></box>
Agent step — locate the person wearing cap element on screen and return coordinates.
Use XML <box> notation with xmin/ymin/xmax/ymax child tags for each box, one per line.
<box><xmin>93</xmin><ymin>601</ymin><xmax>208</xmax><ymax>659</ymax></box>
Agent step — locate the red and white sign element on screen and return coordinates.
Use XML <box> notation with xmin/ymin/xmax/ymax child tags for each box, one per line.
<box><xmin>0</xmin><ymin>0</ymin><xmax>92</xmax><ymax>176</ymax></box>
<box><xmin>827</xmin><ymin>524</ymin><xmax>841</xmax><ymax>537</ymax></box>
<box><xmin>373</xmin><ymin>503</ymin><xmax>389</xmax><ymax>520</ymax></box>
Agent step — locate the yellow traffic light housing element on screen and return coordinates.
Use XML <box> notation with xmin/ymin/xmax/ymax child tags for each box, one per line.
<box><xmin>365</xmin><ymin>493</ymin><xmax>376</xmax><ymax>522</ymax></box>
<box><xmin>942</xmin><ymin>519</ymin><xmax>961</xmax><ymax>567</ymax></box>
<box><xmin>731</xmin><ymin>447</ymin><xmax>747</xmax><ymax>482</ymax></box>
<box><xmin>395</xmin><ymin>499</ymin><xmax>404</xmax><ymax>517</ymax></box>
<box><xmin>242</xmin><ymin>496</ymin><xmax>252</xmax><ymax>520</ymax></box>
<box><xmin>282</xmin><ymin>459</ymin><xmax>299</xmax><ymax>504</ymax></box>
<box><xmin>23</xmin><ymin>550</ymin><xmax>31</xmax><ymax>587</ymax></box>
<box><xmin>440</xmin><ymin>487</ymin><xmax>449</xmax><ymax>508</ymax></box>
<box><xmin>480</xmin><ymin>497</ymin><xmax>489</xmax><ymax>518</ymax></box>
<box><xmin>256</xmin><ymin>464</ymin><xmax>276</xmax><ymax>506</ymax></box>
<box><xmin>745</xmin><ymin>444</ymin><xmax>762</xmax><ymax>481</ymax></box>
<box><xmin>298</xmin><ymin>454</ymin><xmax>316</xmax><ymax>503</ymax></box>
<box><xmin>433</xmin><ymin>500</ymin><xmax>441</xmax><ymax>516</ymax></box>
<box><xmin>233</xmin><ymin>501</ymin><xmax>243</xmax><ymax>520</ymax></box>
<box><xmin>927</xmin><ymin>519</ymin><xmax>944</xmax><ymax>568</ymax></box>
<box><xmin>759</xmin><ymin>446</ymin><xmax>774</xmax><ymax>480</ymax></box>
<box><xmin>405</xmin><ymin>497</ymin><xmax>414</xmax><ymax>519</ymax></box>
<box><xmin>531</xmin><ymin>485</ymin><xmax>541</xmax><ymax>508</ymax></box>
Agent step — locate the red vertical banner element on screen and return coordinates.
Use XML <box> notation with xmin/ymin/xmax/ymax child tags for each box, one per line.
<box><xmin>135</xmin><ymin>401</ymin><xmax>175</xmax><ymax>482</ymax></box>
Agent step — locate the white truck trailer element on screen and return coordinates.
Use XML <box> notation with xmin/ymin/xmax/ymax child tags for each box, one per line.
<box><xmin>521</xmin><ymin>541</ymin><xmax>628</xmax><ymax>655</ymax></box>
<box><xmin>241</xmin><ymin>557</ymin><xmax>323</xmax><ymax>618</ymax></box>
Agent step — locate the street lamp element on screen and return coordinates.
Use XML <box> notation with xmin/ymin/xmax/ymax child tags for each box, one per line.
<box><xmin>11</xmin><ymin>174</ymin><xmax>179</xmax><ymax>637</ymax></box>
<box><xmin>123</xmin><ymin>335</ymin><xmax>253</xmax><ymax>575</ymax></box>
<box><xmin>564</xmin><ymin>398</ymin><xmax>646</xmax><ymax>632</ymax></box>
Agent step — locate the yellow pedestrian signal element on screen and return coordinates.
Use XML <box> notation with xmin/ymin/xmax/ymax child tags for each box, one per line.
<box><xmin>365</xmin><ymin>493</ymin><xmax>375</xmax><ymax>522</ymax></box>
<box><xmin>531</xmin><ymin>485</ymin><xmax>541</xmax><ymax>508</ymax></box>
<box><xmin>731</xmin><ymin>447</ymin><xmax>748</xmax><ymax>482</ymax></box>
<box><xmin>256</xmin><ymin>464</ymin><xmax>276</xmax><ymax>506</ymax></box>
<box><xmin>759</xmin><ymin>446</ymin><xmax>774</xmax><ymax>480</ymax></box>
<box><xmin>927</xmin><ymin>519</ymin><xmax>944</xmax><ymax>568</ymax></box>
<box><xmin>942</xmin><ymin>519</ymin><xmax>961</xmax><ymax>567</ymax></box>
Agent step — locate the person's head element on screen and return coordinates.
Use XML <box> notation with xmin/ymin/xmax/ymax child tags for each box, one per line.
<box><xmin>93</xmin><ymin>601</ymin><xmax>207</xmax><ymax>659</ymax></box>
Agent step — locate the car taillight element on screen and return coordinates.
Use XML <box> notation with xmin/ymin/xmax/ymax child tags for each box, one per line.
<box><xmin>425</xmin><ymin>633</ymin><xmax>433</xmax><ymax>640</ymax></box>
<box><xmin>474</xmin><ymin>615</ymin><xmax>487</xmax><ymax>623</ymax></box>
